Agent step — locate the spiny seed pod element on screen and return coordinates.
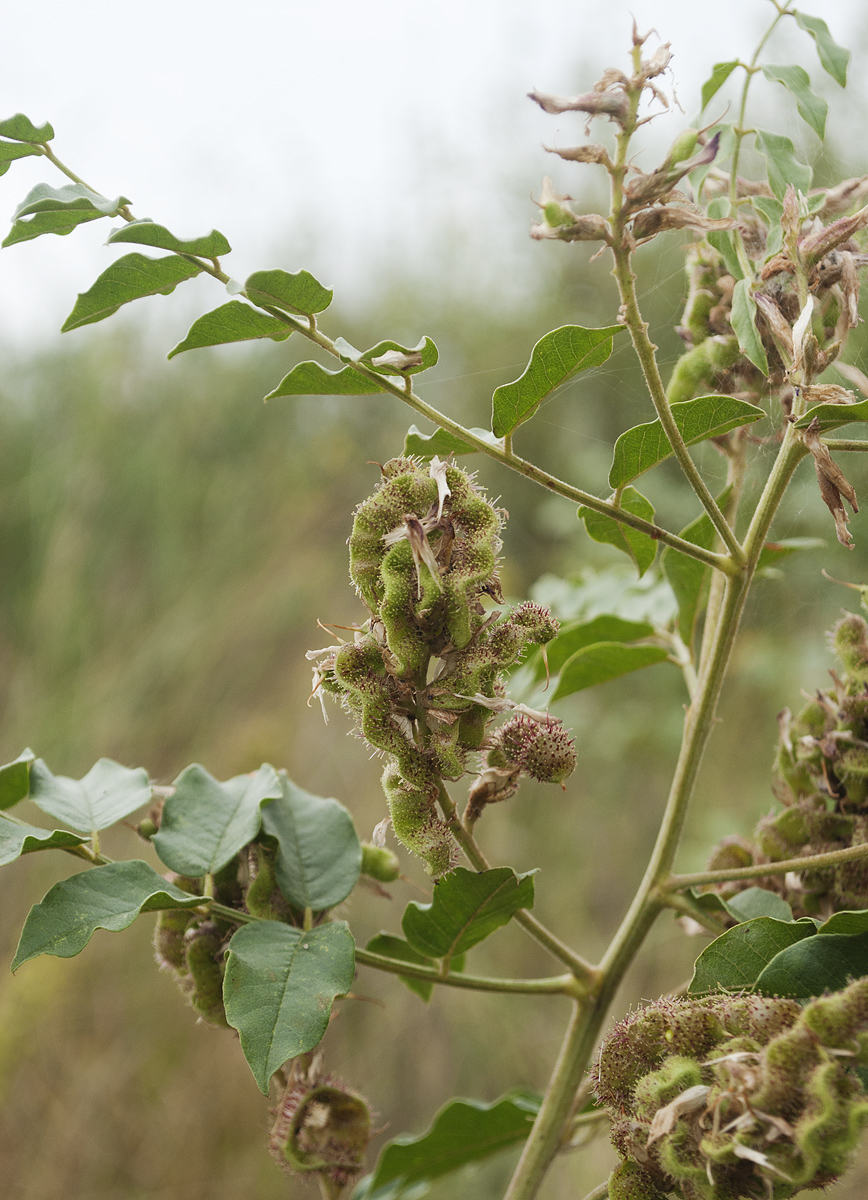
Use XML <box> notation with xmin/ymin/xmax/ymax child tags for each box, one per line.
<box><xmin>154</xmin><ymin>907</ymin><xmax>195</xmax><ymax>974</ymax></box>
<box><xmin>608</xmin><ymin>1158</ymin><xmax>668</xmax><ymax>1200</ymax></box>
<box><xmin>270</xmin><ymin>1073</ymin><xmax>372</xmax><ymax>1186</ymax></box>
<box><xmin>360</xmin><ymin>842</ymin><xmax>401</xmax><ymax>883</ymax></box>
<box><xmin>833</xmin><ymin>612</ymin><xmax>868</xmax><ymax>677</ymax></box>
<box><xmin>382</xmin><ymin>764</ymin><xmax>456</xmax><ymax>877</ymax></box>
<box><xmin>493</xmin><ymin>715</ymin><xmax>577</xmax><ymax>784</ymax></box>
<box><xmin>184</xmin><ymin>922</ymin><xmax>229</xmax><ymax>1028</ymax></box>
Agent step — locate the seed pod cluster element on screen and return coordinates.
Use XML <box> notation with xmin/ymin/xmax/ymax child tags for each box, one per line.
<box><xmin>594</xmin><ymin>984</ymin><xmax>868</xmax><ymax>1200</ymax></box>
<box><xmin>312</xmin><ymin>457</ymin><xmax>570</xmax><ymax>874</ymax></box>
<box><xmin>706</xmin><ymin>612</ymin><xmax>868</xmax><ymax>918</ymax></box>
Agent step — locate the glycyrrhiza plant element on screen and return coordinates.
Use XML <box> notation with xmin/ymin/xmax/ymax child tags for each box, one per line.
<box><xmin>5</xmin><ymin>2</ymin><xmax>868</xmax><ymax>1197</ymax></box>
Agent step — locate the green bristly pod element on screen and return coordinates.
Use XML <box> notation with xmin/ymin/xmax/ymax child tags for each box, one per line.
<box><xmin>426</xmin><ymin>721</ymin><xmax>467</xmax><ymax>781</ymax></box>
<box><xmin>833</xmin><ymin>613</ymin><xmax>868</xmax><ymax>680</ymax></box>
<box><xmin>360</xmin><ymin>842</ymin><xmax>401</xmax><ymax>883</ymax></box>
<box><xmin>835</xmin><ymin>815</ymin><xmax>868</xmax><ymax>907</ymax></box>
<box><xmin>607</xmin><ymin>1159</ymin><xmax>668</xmax><ymax>1200</ymax></box>
<box><xmin>457</xmin><ymin>703</ymin><xmax>489</xmax><ymax>751</ymax></box>
<box><xmin>632</xmin><ymin>1056</ymin><xmax>704</xmax><ymax>1123</ymax></box>
<box><xmin>154</xmin><ymin>906</ymin><xmax>196</xmax><ymax>974</ymax></box>
<box><xmin>705</xmin><ymin>835</ymin><xmax>754</xmax><ymax>874</ymax></box>
<box><xmin>379</xmin><ymin>540</ymin><xmax>432</xmax><ymax>678</ymax></box>
<box><xmin>348</xmin><ymin>464</ymin><xmax>438</xmax><ymax>610</ymax></box>
<box><xmin>490</xmin><ymin>714</ymin><xmax>577</xmax><ymax>784</ymax></box>
<box><xmin>333</xmin><ymin>637</ymin><xmax>389</xmax><ymax>700</ymax></box>
<box><xmin>184</xmin><ymin>921</ymin><xmax>230</xmax><ymax>1028</ymax></box>
<box><xmin>665</xmin><ymin>335</ymin><xmax>740</xmax><ymax>405</ymax></box>
<box><xmin>269</xmin><ymin>1073</ymin><xmax>372</xmax><ymax>1187</ymax></box>
<box><xmin>382</xmin><ymin>763</ymin><xmax>456</xmax><ymax>877</ymax></box>
<box><xmin>245</xmin><ymin>843</ymin><xmax>293</xmax><ymax>922</ymax></box>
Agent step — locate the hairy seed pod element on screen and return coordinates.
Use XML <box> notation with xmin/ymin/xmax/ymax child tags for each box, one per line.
<box><xmin>382</xmin><ymin>764</ymin><xmax>456</xmax><ymax>877</ymax></box>
<box><xmin>184</xmin><ymin>922</ymin><xmax>230</xmax><ymax>1027</ymax></box>
<box><xmin>833</xmin><ymin>613</ymin><xmax>868</xmax><ymax>678</ymax></box>
<box><xmin>154</xmin><ymin>907</ymin><xmax>195</xmax><ymax>973</ymax></box>
<box><xmin>607</xmin><ymin>1159</ymin><xmax>668</xmax><ymax>1200</ymax></box>
<box><xmin>666</xmin><ymin>335</ymin><xmax>740</xmax><ymax>405</ymax></box>
<box><xmin>246</xmin><ymin>844</ymin><xmax>293</xmax><ymax>921</ymax></box>
<box><xmin>270</xmin><ymin>1074</ymin><xmax>372</xmax><ymax>1185</ymax></box>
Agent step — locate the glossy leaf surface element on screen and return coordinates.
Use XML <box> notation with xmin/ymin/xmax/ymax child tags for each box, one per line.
<box><xmin>223</xmin><ymin>920</ymin><xmax>355</xmax><ymax>1093</ymax></box>
<box><xmin>29</xmin><ymin>757</ymin><xmax>150</xmax><ymax>834</ymax></box>
<box><xmin>491</xmin><ymin>324</ymin><xmax>623</xmax><ymax>437</ymax></box>
<box><xmin>402</xmin><ymin>867</ymin><xmax>535</xmax><ymax>962</ymax></box>
<box><xmin>107</xmin><ymin>220</ymin><xmax>231</xmax><ymax>257</ymax></box>
<box><xmin>168</xmin><ymin>300</ymin><xmax>292</xmax><ymax>357</ymax></box>
<box><xmin>11</xmin><ymin>861</ymin><xmax>203</xmax><ymax>970</ymax></box>
<box><xmin>153</xmin><ymin>763</ymin><xmax>282</xmax><ymax>876</ymax></box>
<box><xmin>62</xmin><ymin>253</ymin><xmax>202</xmax><ymax>331</ymax></box>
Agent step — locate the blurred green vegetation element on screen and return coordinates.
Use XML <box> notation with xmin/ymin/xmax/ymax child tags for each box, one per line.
<box><xmin>3</xmin><ymin>217</ymin><xmax>868</xmax><ymax>1200</ymax></box>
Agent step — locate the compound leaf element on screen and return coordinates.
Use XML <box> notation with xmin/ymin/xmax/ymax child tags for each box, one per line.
<box><xmin>153</xmin><ymin>763</ymin><xmax>282</xmax><ymax>876</ymax></box>
<box><xmin>794</xmin><ymin>11</ymin><xmax>850</xmax><ymax>87</ymax></box>
<box><xmin>355</xmin><ymin>1091</ymin><xmax>541</xmax><ymax>1199</ymax></box>
<box><xmin>761</xmin><ymin>64</ymin><xmax>827</xmax><ymax>139</ymax></box>
<box><xmin>403</xmin><ymin>424</ymin><xmax>500</xmax><ymax>457</ymax></box>
<box><xmin>579</xmin><ymin>486</ymin><xmax>658</xmax><ymax>577</ymax></box>
<box><xmin>223</xmin><ymin>920</ymin><xmax>355</xmax><ymax>1093</ymax></box>
<box><xmin>260</xmin><ymin>775</ymin><xmax>361</xmax><ymax>912</ymax></box>
<box><xmin>755</xmin><ymin>130</ymin><xmax>812</xmax><ymax>201</ymax></box>
<box><xmin>730</xmin><ymin>280</ymin><xmax>769</xmax><ymax>374</ymax></box>
<box><xmin>552</xmin><ymin>642</ymin><xmax>670</xmax><ymax>701</ymax></box>
<box><xmin>402</xmin><ymin>867</ymin><xmax>535</xmax><ymax>962</ymax></box>
<box><xmin>168</xmin><ymin>301</ymin><xmax>292</xmax><ymax>357</ymax></box>
<box><xmin>29</xmin><ymin>757</ymin><xmax>150</xmax><ymax>834</ymax></box>
<box><xmin>244</xmin><ymin>268</ymin><xmax>332</xmax><ymax>315</ymax></box>
<box><xmin>608</xmin><ymin>396</ymin><xmax>764</xmax><ymax>488</ymax></box>
<box><xmin>61</xmin><ymin>253</ymin><xmax>202</xmax><ymax>331</ymax></box>
<box><xmin>0</xmin><ymin>113</ymin><xmax>54</xmax><ymax>142</ymax></box>
<box><xmin>11</xmin><ymin>861</ymin><xmax>204</xmax><ymax>970</ymax></box>
<box><xmin>794</xmin><ymin>398</ymin><xmax>868</xmax><ymax>435</ymax></box>
<box><xmin>700</xmin><ymin>61</ymin><xmax>739</xmax><ymax>111</ymax></box>
<box><xmin>0</xmin><ymin>748</ymin><xmax>35</xmax><ymax>809</ymax></box>
<box><xmin>688</xmin><ymin>916</ymin><xmax>816</xmax><ymax>994</ymax></box>
<box><xmin>266</xmin><ymin>361</ymin><xmax>386</xmax><ymax>399</ymax></box>
<box><xmin>107</xmin><ymin>219</ymin><xmax>231</xmax><ymax>257</ymax></box>
<box><xmin>492</xmin><ymin>324</ymin><xmax>623</xmax><ymax>438</ymax></box>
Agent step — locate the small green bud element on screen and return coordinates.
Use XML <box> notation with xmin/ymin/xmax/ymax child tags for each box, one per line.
<box><xmin>360</xmin><ymin>841</ymin><xmax>400</xmax><ymax>883</ymax></box>
<box><xmin>668</xmin><ymin>127</ymin><xmax>699</xmax><ymax>165</ymax></box>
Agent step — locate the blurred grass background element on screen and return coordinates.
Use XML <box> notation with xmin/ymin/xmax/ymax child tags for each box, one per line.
<box><xmin>3</xmin><ymin>211</ymin><xmax>868</xmax><ymax>1200</ymax></box>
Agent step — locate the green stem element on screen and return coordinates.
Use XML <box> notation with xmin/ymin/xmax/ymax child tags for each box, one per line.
<box><xmin>659</xmin><ymin>888</ymin><xmax>727</xmax><ymax>934</ymax></box>
<box><xmin>823</xmin><ymin>439</ymin><xmax>868</xmax><ymax>453</ymax></box>
<box><xmin>729</xmin><ymin>6</ymin><xmax>790</xmax><ymax>206</ymax></box>
<box><xmin>579</xmin><ymin>1185</ymin><xmax>609</xmax><ymax>1200</ymax></box>
<box><xmin>355</xmin><ymin>948</ymin><xmax>582</xmax><ymax>998</ymax></box>
<box><xmin>667</xmin><ymin>839</ymin><xmax>868</xmax><ymax>890</ymax></box>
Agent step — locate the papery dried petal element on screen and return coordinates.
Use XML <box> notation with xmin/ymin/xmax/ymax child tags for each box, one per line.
<box><xmin>528</xmin><ymin>88</ymin><xmax>630</xmax><ymax>123</ymax></box>
<box><xmin>370</xmin><ymin>350</ymin><xmax>423</xmax><ymax>371</ymax></box>
<box><xmin>545</xmin><ymin>143</ymin><xmax>612</xmax><ymax>166</ymax></box>
<box><xmin>754</xmin><ymin>293</ymin><xmax>794</xmax><ymax>361</ymax></box>
<box><xmin>801</xmin><ymin>207</ymin><xmax>868</xmax><ymax>265</ymax></box>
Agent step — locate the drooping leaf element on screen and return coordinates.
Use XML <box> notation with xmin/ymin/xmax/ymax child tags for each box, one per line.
<box><xmin>11</xmin><ymin>861</ymin><xmax>204</xmax><ymax>970</ymax></box>
<box><xmin>3</xmin><ymin>183</ymin><xmax>130</xmax><ymax>248</ymax></box>
<box><xmin>403</xmin><ymin>424</ymin><xmax>500</xmax><ymax>457</ymax></box>
<box><xmin>354</xmin><ymin>1091</ymin><xmax>541</xmax><ymax>1200</ymax></box>
<box><xmin>0</xmin><ymin>114</ymin><xmax>54</xmax><ymax>143</ymax></box>
<box><xmin>167</xmin><ymin>300</ymin><xmax>292</xmax><ymax>358</ymax></box>
<box><xmin>335</xmin><ymin>336</ymin><xmax>439</xmax><ymax>377</ymax></box>
<box><xmin>0</xmin><ymin>140</ymin><xmax>41</xmax><ymax>177</ymax></box>
<box><xmin>794</xmin><ymin>398</ymin><xmax>868</xmax><ymax>435</ymax></box>
<box><xmin>260</xmin><ymin>775</ymin><xmax>361</xmax><ymax>912</ymax></box>
<box><xmin>491</xmin><ymin>324</ymin><xmax>623</xmax><ymax>438</ymax></box>
<box><xmin>153</xmin><ymin>763</ymin><xmax>282</xmax><ymax>877</ymax></box>
<box><xmin>61</xmin><ymin>253</ymin><xmax>202</xmax><ymax>331</ymax></box>
<box><xmin>223</xmin><ymin>920</ymin><xmax>355</xmax><ymax>1094</ymax></box>
<box><xmin>365</xmin><ymin>933</ymin><xmax>436</xmax><ymax>1002</ymax></box>
<box><xmin>794</xmin><ymin>11</ymin><xmax>850</xmax><ymax>87</ymax></box>
<box><xmin>0</xmin><ymin>747</ymin><xmax>35</xmax><ymax>808</ymax></box>
<box><xmin>706</xmin><ymin>217</ymin><xmax>744</xmax><ymax>280</ymax></box>
<box><xmin>661</xmin><ymin>486</ymin><xmax>732</xmax><ymax>651</ymax></box>
<box><xmin>28</xmin><ymin>757</ymin><xmax>151</xmax><ymax>834</ymax></box>
<box><xmin>530</xmin><ymin>615</ymin><xmax>655</xmax><ymax>680</ymax></box>
<box><xmin>0</xmin><ymin>814</ymin><xmax>87</xmax><ymax>866</ymax></box>
<box><xmin>761</xmin><ymin>64</ymin><xmax>827</xmax><ymax>139</ymax></box>
<box><xmin>552</xmin><ymin>642</ymin><xmax>670</xmax><ymax>701</ymax></box>
<box><xmin>688</xmin><ymin>916</ymin><xmax>816</xmax><ymax>994</ymax></box>
<box><xmin>754</xmin><ymin>929</ymin><xmax>868</xmax><ymax>999</ymax></box>
<box><xmin>402</xmin><ymin>867</ymin><xmax>535</xmax><ymax>963</ymax></box>
<box><xmin>754</xmin><ymin>130</ymin><xmax>812</xmax><ymax>201</ymax></box>
<box><xmin>244</xmin><ymin>268</ymin><xmax>333</xmax><ymax>315</ymax></box>
<box><xmin>757</xmin><ymin>537</ymin><xmax>825</xmax><ymax>570</ymax></box>
<box><xmin>608</xmin><ymin>396</ymin><xmax>764</xmax><ymax>488</ymax></box>
<box><xmin>700</xmin><ymin>61</ymin><xmax>740</xmax><ymax>111</ymax></box>
<box><xmin>730</xmin><ymin>280</ymin><xmax>769</xmax><ymax>374</ymax></box>
<box><xmin>107</xmin><ymin>220</ymin><xmax>231</xmax><ymax>257</ymax></box>
<box><xmin>265</xmin><ymin>361</ymin><xmax>386</xmax><ymax>399</ymax></box>
<box><xmin>579</xmin><ymin>486</ymin><xmax>658</xmax><ymax>577</ymax></box>
<box><xmin>753</xmin><ymin>196</ymin><xmax>785</xmax><ymax>258</ymax></box>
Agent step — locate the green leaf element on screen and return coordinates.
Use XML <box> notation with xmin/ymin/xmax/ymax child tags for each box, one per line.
<box><xmin>335</xmin><ymin>336</ymin><xmax>439</xmax><ymax>377</ymax></box>
<box><xmin>403</xmin><ymin>424</ymin><xmax>500</xmax><ymax>457</ymax></box>
<box><xmin>153</xmin><ymin>763</ymin><xmax>282</xmax><ymax>877</ymax></box>
<box><xmin>0</xmin><ymin>114</ymin><xmax>54</xmax><ymax>143</ymax></box>
<box><xmin>491</xmin><ymin>324</ymin><xmax>624</xmax><ymax>438</ymax></box>
<box><xmin>366</xmin><ymin>933</ymin><xmax>436</xmax><ymax>1002</ymax></box>
<box><xmin>243</xmin><ymin>268</ymin><xmax>333</xmax><ymax>315</ymax></box>
<box><xmin>402</xmin><ymin>867</ymin><xmax>535</xmax><ymax>962</ymax></box>
<box><xmin>609</xmin><ymin>396</ymin><xmax>764</xmax><ymax>489</ymax></box>
<box><xmin>107</xmin><ymin>220</ymin><xmax>231</xmax><ymax>257</ymax></box>
<box><xmin>579</xmin><ymin>486</ymin><xmax>658</xmax><ymax>577</ymax></box>
<box><xmin>552</xmin><ymin>642</ymin><xmax>670</xmax><ymax>701</ymax></box>
<box><xmin>260</xmin><ymin>775</ymin><xmax>361</xmax><ymax>911</ymax></box>
<box><xmin>168</xmin><ymin>301</ymin><xmax>292</xmax><ymax>358</ymax></box>
<box><xmin>794</xmin><ymin>398</ymin><xmax>868</xmax><ymax>434</ymax></box>
<box><xmin>757</xmin><ymin>537</ymin><xmax>825</xmax><ymax>570</ymax></box>
<box><xmin>0</xmin><ymin>748</ymin><xmax>35</xmax><ymax>809</ymax></box>
<box><xmin>688</xmin><ymin>916</ymin><xmax>816</xmax><ymax>993</ymax></box>
<box><xmin>0</xmin><ymin>814</ymin><xmax>87</xmax><ymax>866</ymax></box>
<box><xmin>28</xmin><ymin>757</ymin><xmax>151</xmax><ymax>834</ymax></box>
<box><xmin>661</xmin><ymin>486</ymin><xmax>732</xmax><ymax>651</ymax></box>
<box><xmin>753</xmin><ymin>197</ymin><xmax>784</xmax><ymax>258</ymax></box>
<box><xmin>761</xmin><ymin>64</ymin><xmax>827</xmax><ymax>139</ymax></box>
<box><xmin>815</xmin><ymin>909</ymin><xmax>868</xmax><ymax>937</ymax></box>
<box><xmin>755</xmin><ymin>930</ymin><xmax>868</xmax><ymax>999</ymax></box>
<box><xmin>794</xmin><ymin>11</ymin><xmax>850</xmax><ymax>86</ymax></box>
<box><xmin>700</xmin><ymin>61</ymin><xmax>740</xmax><ymax>111</ymax></box>
<box><xmin>223</xmin><ymin>920</ymin><xmax>355</xmax><ymax>1094</ymax></box>
<box><xmin>3</xmin><ymin>183</ymin><xmax>131</xmax><ymax>248</ymax></box>
<box><xmin>730</xmin><ymin>280</ymin><xmax>769</xmax><ymax>374</ymax></box>
<box><xmin>724</xmin><ymin>887</ymin><xmax>794</xmax><ymax>924</ymax></box>
<box><xmin>688</xmin><ymin>124</ymin><xmax>736</xmax><ymax>196</ymax></box>
<box><xmin>531</xmin><ymin>615</ymin><xmax>655</xmax><ymax>681</ymax></box>
<box><xmin>754</xmin><ymin>130</ymin><xmax>812</xmax><ymax>201</ymax></box>
<box><xmin>355</xmin><ymin>1091</ymin><xmax>541</xmax><ymax>1200</ymax></box>
<box><xmin>265</xmin><ymin>361</ymin><xmax>386</xmax><ymax>399</ymax></box>
<box><xmin>0</xmin><ymin>140</ymin><xmax>41</xmax><ymax>177</ymax></box>
<box><xmin>61</xmin><ymin>253</ymin><xmax>202</xmax><ymax>332</ymax></box>
<box><xmin>11</xmin><ymin>861</ymin><xmax>203</xmax><ymax>970</ymax></box>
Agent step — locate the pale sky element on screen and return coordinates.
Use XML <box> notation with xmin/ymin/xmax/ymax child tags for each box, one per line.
<box><xmin>1</xmin><ymin>0</ymin><xmax>864</xmax><ymax>346</ymax></box>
